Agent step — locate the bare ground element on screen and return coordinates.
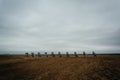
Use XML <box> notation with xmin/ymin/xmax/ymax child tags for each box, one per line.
<box><xmin>0</xmin><ymin>54</ymin><xmax>120</xmax><ymax>80</ymax></box>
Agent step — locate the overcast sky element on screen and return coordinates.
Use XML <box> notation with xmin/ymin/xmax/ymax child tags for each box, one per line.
<box><xmin>0</xmin><ymin>0</ymin><xmax>120</xmax><ymax>53</ymax></box>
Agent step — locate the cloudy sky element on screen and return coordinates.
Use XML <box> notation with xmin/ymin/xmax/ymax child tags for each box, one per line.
<box><xmin>0</xmin><ymin>0</ymin><xmax>120</xmax><ymax>53</ymax></box>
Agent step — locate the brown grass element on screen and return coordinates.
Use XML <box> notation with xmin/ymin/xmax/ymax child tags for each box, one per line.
<box><xmin>0</xmin><ymin>54</ymin><xmax>120</xmax><ymax>80</ymax></box>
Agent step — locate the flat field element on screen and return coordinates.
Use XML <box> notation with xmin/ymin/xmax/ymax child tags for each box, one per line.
<box><xmin>0</xmin><ymin>54</ymin><xmax>120</xmax><ymax>80</ymax></box>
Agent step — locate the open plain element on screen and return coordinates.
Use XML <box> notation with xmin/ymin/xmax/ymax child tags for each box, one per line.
<box><xmin>0</xmin><ymin>54</ymin><xmax>120</xmax><ymax>80</ymax></box>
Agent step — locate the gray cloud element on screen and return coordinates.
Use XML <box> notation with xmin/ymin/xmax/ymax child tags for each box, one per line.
<box><xmin>0</xmin><ymin>0</ymin><xmax>120</xmax><ymax>53</ymax></box>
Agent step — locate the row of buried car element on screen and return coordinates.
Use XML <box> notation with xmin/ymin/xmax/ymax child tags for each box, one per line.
<box><xmin>25</xmin><ymin>51</ymin><xmax>96</xmax><ymax>57</ymax></box>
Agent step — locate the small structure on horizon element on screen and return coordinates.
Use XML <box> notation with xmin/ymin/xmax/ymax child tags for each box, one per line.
<box><xmin>83</xmin><ymin>51</ymin><xmax>86</xmax><ymax>57</ymax></box>
<box><xmin>66</xmin><ymin>52</ymin><xmax>69</xmax><ymax>57</ymax></box>
<box><xmin>74</xmin><ymin>52</ymin><xmax>78</xmax><ymax>57</ymax></box>
<box><xmin>51</xmin><ymin>52</ymin><xmax>55</xmax><ymax>57</ymax></box>
<box><xmin>58</xmin><ymin>51</ymin><xmax>62</xmax><ymax>57</ymax></box>
<box><xmin>45</xmin><ymin>52</ymin><xmax>48</xmax><ymax>57</ymax></box>
<box><xmin>25</xmin><ymin>52</ymin><xmax>29</xmax><ymax>57</ymax></box>
<box><xmin>31</xmin><ymin>52</ymin><xmax>34</xmax><ymax>57</ymax></box>
<box><xmin>92</xmin><ymin>51</ymin><xmax>96</xmax><ymax>57</ymax></box>
<box><xmin>38</xmin><ymin>52</ymin><xmax>41</xmax><ymax>57</ymax></box>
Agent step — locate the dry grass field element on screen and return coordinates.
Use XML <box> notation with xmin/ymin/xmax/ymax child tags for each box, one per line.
<box><xmin>0</xmin><ymin>54</ymin><xmax>120</xmax><ymax>80</ymax></box>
